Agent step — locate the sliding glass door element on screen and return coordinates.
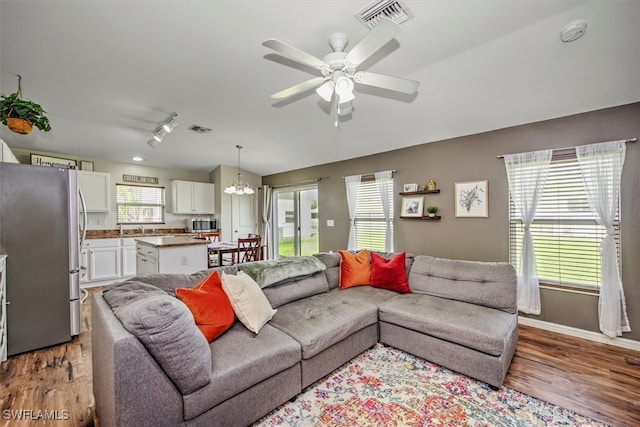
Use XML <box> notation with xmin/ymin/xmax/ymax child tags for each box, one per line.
<box><xmin>273</xmin><ymin>185</ymin><xmax>318</xmax><ymax>258</ymax></box>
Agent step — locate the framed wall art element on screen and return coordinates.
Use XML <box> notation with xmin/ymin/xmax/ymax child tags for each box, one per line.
<box><xmin>403</xmin><ymin>183</ymin><xmax>418</xmax><ymax>192</ymax></box>
<box><xmin>400</xmin><ymin>196</ymin><xmax>424</xmax><ymax>218</ymax></box>
<box><xmin>455</xmin><ymin>180</ymin><xmax>488</xmax><ymax>218</ymax></box>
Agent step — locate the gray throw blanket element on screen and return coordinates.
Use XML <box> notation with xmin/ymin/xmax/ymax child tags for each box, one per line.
<box><xmin>239</xmin><ymin>256</ymin><xmax>326</xmax><ymax>289</ymax></box>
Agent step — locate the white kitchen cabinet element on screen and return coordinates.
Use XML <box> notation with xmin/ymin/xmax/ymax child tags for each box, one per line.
<box><xmin>121</xmin><ymin>238</ymin><xmax>137</xmax><ymax>277</ymax></box>
<box><xmin>78</xmin><ymin>171</ymin><xmax>111</xmax><ymax>212</ymax></box>
<box><xmin>171</xmin><ymin>180</ymin><xmax>215</xmax><ymax>214</ymax></box>
<box><xmin>82</xmin><ymin>238</ymin><xmax>121</xmax><ymax>283</ymax></box>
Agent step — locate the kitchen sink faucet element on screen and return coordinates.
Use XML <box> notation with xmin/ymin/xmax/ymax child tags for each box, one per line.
<box><xmin>137</xmin><ymin>224</ymin><xmax>144</xmax><ymax>234</ymax></box>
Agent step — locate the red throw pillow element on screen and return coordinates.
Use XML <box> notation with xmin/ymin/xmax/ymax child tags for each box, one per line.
<box><xmin>370</xmin><ymin>252</ymin><xmax>411</xmax><ymax>293</ymax></box>
<box><xmin>176</xmin><ymin>271</ymin><xmax>235</xmax><ymax>342</ymax></box>
<box><xmin>339</xmin><ymin>249</ymin><xmax>371</xmax><ymax>289</ymax></box>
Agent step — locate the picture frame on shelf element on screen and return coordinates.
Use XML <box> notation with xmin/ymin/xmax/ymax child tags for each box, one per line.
<box><xmin>80</xmin><ymin>160</ymin><xmax>94</xmax><ymax>171</ymax></box>
<box><xmin>455</xmin><ymin>180</ymin><xmax>488</xmax><ymax>218</ymax></box>
<box><xmin>400</xmin><ymin>196</ymin><xmax>424</xmax><ymax>218</ymax></box>
<box><xmin>403</xmin><ymin>183</ymin><xmax>418</xmax><ymax>192</ymax></box>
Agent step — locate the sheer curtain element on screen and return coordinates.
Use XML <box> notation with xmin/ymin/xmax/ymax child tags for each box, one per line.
<box><xmin>261</xmin><ymin>185</ymin><xmax>273</xmax><ymax>260</ymax></box>
<box><xmin>504</xmin><ymin>149</ymin><xmax>553</xmax><ymax>315</ymax></box>
<box><xmin>374</xmin><ymin>171</ymin><xmax>393</xmax><ymax>252</ymax></box>
<box><xmin>344</xmin><ymin>174</ymin><xmax>361</xmax><ymax>251</ymax></box>
<box><xmin>576</xmin><ymin>141</ymin><xmax>629</xmax><ymax>337</ymax></box>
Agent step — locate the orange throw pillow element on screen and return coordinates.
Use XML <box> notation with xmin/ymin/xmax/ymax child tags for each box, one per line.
<box><xmin>339</xmin><ymin>249</ymin><xmax>371</xmax><ymax>289</ymax></box>
<box><xmin>176</xmin><ymin>271</ymin><xmax>235</xmax><ymax>342</ymax></box>
<box><xmin>370</xmin><ymin>252</ymin><xmax>411</xmax><ymax>293</ymax></box>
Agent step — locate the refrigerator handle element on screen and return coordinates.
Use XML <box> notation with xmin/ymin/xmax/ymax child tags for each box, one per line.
<box><xmin>79</xmin><ymin>187</ymin><xmax>87</xmax><ymax>248</ymax></box>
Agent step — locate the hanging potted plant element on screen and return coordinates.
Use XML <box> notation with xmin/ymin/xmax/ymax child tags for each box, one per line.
<box><xmin>0</xmin><ymin>76</ymin><xmax>51</xmax><ymax>135</ymax></box>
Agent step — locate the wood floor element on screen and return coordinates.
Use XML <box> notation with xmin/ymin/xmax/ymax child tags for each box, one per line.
<box><xmin>1</xmin><ymin>288</ymin><xmax>639</xmax><ymax>427</ymax></box>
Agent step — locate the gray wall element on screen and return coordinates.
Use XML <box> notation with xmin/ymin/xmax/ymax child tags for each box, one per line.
<box><xmin>263</xmin><ymin>102</ymin><xmax>640</xmax><ymax>341</ymax></box>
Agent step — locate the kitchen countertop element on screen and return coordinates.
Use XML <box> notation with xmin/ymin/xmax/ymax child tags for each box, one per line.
<box><xmin>135</xmin><ymin>236</ymin><xmax>208</xmax><ymax>248</ymax></box>
<box><xmin>86</xmin><ymin>228</ymin><xmax>193</xmax><ymax>239</ymax></box>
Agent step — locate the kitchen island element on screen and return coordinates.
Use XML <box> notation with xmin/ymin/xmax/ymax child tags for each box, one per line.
<box><xmin>135</xmin><ymin>236</ymin><xmax>208</xmax><ymax>276</ymax></box>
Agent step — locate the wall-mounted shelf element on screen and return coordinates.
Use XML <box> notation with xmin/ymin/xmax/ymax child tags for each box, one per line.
<box><xmin>399</xmin><ymin>189</ymin><xmax>440</xmax><ymax>195</ymax></box>
<box><xmin>402</xmin><ymin>215</ymin><xmax>441</xmax><ymax>221</ymax></box>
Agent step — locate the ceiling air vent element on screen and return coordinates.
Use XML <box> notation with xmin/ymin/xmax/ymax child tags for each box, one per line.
<box><xmin>355</xmin><ymin>0</ymin><xmax>414</xmax><ymax>29</ymax></box>
<box><xmin>188</xmin><ymin>124</ymin><xmax>212</xmax><ymax>134</ymax></box>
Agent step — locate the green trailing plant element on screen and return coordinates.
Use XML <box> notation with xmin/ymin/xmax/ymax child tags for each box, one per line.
<box><xmin>0</xmin><ymin>92</ymin><xmax>51</xmax><ymax>132</ymax></box>
<box><xmin>427</xmin><ymin>205</ymin><xmax>438</xmax><ymax>214</ymax></box>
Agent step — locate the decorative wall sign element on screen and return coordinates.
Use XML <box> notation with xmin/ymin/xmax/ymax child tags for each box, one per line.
<box><xmin>455</xmin><ymin>180</ymin><xmax>488</xmax><ymax>218</ymax></box>
<box><xmin>30</xmin><ymin>153</ymin><xmax>77</xmax><ymax>167</ymax></box>
<box><xmin>123</xmin><ymin>174</ymin><xmax>159</xmax><ymax>185</ymax></box>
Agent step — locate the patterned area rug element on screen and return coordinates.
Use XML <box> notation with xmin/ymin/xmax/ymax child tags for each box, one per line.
<box><xmin>254</xmin><ymin>344</ymin><xmax>606</xmax><ymax>426</ymax></box>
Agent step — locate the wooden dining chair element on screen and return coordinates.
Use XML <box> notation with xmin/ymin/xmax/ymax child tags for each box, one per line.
<box><xmin>198</xmin><ymin>232</ymin><xmax>220</xmax><ymax>267</ymax></box>
<box><xmin>236</xmin><ymin>236</ymin><xmax>261</xmax><ymax>263</ymax></box>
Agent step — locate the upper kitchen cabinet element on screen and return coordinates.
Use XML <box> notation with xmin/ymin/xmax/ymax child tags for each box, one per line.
<box><xmin>171</xmin><ymin>180</ymin><xmax>215</xmax><ymax>214</ymax></box>
<box><xmin>78</xmin><ymin>171</ymin><xmax>111</xmax><ymax>212</ymax></box>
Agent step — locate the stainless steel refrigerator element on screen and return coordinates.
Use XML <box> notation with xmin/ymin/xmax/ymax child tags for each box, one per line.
<box><xmin>0</xmin><ymin>162</ymin><xmax>82</xmax><ymax>355</ymax></box>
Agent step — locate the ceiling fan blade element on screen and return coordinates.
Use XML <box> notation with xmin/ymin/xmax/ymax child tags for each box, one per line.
<box><xmin>263</xmin><ymin>38</ymin><xmax>326</xmax><ymax>69</ymax></box>
<box><xmin>353</xmin><ymin>71</ymin><xmax>419</xmax><ymax>94</ymax></box>
<box><xmin>270</xmin><ymin>76</ymin><xmax>328</xmax><ymax>100</ymax></box>
<box><xmin>345</xmin><ymin>18</ymin><xmax>401</xmax><ymax>68</ymax></box>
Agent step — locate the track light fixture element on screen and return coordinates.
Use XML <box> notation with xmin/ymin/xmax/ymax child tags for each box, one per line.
<box><xmin>147</xmin><ymin>112</ymin><xmax>178</xmax><ymax>148</ymax></box>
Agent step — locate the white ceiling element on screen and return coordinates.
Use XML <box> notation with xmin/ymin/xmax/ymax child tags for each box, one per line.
<box><xmin>1</xmin><ymin>1</ymin><xmax>638</xmax><ymax>176</ymax></box>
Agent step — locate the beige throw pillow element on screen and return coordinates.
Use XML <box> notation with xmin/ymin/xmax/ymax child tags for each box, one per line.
<box><xmin>221</xmin><ymin>271</ymin><xmax>277</xmax><ymax>334</ymax></box>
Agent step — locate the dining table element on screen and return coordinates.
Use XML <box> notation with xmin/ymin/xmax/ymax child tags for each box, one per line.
<box><xmin>207</xmin><ymin>241</ymin><xmax>238</xmax><ymax>266</ymax></box>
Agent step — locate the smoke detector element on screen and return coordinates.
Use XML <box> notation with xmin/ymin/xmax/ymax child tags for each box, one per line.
<box><xmin>560</xmin><ymin>20</ymin><xmax>588</xmax><ymax>42</ymax></box>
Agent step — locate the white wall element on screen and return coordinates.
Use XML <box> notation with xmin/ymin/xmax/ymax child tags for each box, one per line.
<box><xmin>12</xmin><ymin>148</ymin><xmax>213</xmax><ymax>231</ymax></box>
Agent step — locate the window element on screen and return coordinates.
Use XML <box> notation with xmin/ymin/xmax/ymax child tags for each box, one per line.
<box><xmin>116</xmin><ymin>184</ymin><xmax>165</xmax><ymax>224</ymax></box>
<box><xmin>509</xmin><ymin>151</ymin><xmax>620</xmax><ymax>290</ymax></box>
<box><xmin>354</xmin><ymin>177</ymin><xmax>394</xmax><ymax>252</ymax></box>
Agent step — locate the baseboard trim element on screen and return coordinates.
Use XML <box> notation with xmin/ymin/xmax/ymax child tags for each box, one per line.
<box><xmin>518</xmin><ymin>317</ymin><xmax>640</xmax><ymax>351</ymax></box>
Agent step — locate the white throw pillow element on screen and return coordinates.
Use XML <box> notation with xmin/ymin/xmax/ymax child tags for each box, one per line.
<box><xmin>221</xmin><ymin>271</ymin><xmax>277</xmax><ymax>334</ymax></box>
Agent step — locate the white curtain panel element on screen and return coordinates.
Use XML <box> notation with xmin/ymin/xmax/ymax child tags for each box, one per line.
<box><xmin>375</xmin><ymin>170</ymin><xmax>394</xmax><ymax>252</ymax></box>
<box><xmin>344</xmin><ymin>174</ymin><xmax>362</xmax><ymax>251</ymax></box>
<box><xmin>261</xmin><ymin>185</ymin><xmax>273</xmax><ymax>259</ymax></box>
<box><xmin>504</xmin><ymin>149</ymin><xmax>553</xmax><ymax>315</ymax></box>
<box><xmin>576</xmin><ymin>140</ymin><xmax>629</xmax><ymax>337</ymax></box>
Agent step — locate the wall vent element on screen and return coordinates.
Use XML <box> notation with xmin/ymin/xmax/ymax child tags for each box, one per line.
<box><xmin>354</xmin><ymin>0</ymin><xmax>414</xmax><ymax>29</ymax></box>
<box><xmin>188</xmin><ymin>125</ymin><xmax>212</xmax><ymax>134</ymax></box>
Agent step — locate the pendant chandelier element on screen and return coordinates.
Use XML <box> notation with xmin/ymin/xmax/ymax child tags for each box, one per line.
<box><xmin>224</xmin><ymin>145</ymin><xmax>255</xmax><ymax>195</ymax></box>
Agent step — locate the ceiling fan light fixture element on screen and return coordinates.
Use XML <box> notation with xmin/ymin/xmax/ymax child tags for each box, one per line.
<box><xmin>316</xmin><ymin>80</ymin><xmax>335</xmax><ymax>102</ymax></box>
<box><xmin>335</xmin><ymin>76</ymin><xmax>355</xmax><ymax>104</ymax></box>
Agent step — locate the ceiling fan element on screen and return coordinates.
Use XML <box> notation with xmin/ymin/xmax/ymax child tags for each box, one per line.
<box><xmin>262</xmin><ymin>18</ymin><xmax>419</xmax><ymax>126</ymax></box>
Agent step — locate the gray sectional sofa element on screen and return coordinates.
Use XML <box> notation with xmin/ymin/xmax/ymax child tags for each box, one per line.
<box><xmin>92</xmin><ymin>252</ymin><xmax>518</xmax><ymax>426</ymax></box>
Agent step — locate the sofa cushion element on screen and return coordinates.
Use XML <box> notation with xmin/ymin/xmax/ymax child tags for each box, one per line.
<box><xmin>221</xmin><ymin>271</ymin><xmax>277</xmax><ymax>334</ymax></box>
<box><xmin>379</xmin><ymin>294</ymin><xmax>517</xmax><ymax>356</ymax></box>
<box><xmin>175</xmin><ymin>271</ymin><xmax>235</xmax><ymax>342</ymax></box>
<box><xmin>103</xmin><ymin>282</ymin><xmax>211</xmax><ymax>395</ymax></box>
<box><xmin>269</xmin><ymin>292</ymin><xmax>378</xmax><ymax>359</ymax></box>
<box><xmin>331</xmin><ymin>286</ymin><xmax>399</xmax><ymax>307</ymax></box>
<box><xmin>238</xmin><ymin>256</ymin><xmax>326</xmax><ymax>289</ymax></box>
<box><xmin>408</xmin><ymin>255</ymin><xmax>517</xmax><ymax>313</ymax></box>
<box><xmin>313</xmin><ymin>252</ymin><xmax>341</xmax><ymax>289</ymax></box>
<box><xmin>339</xmin><ymin>249</ymin><xmax>371</xmax><ymax>289</ymax></box>
<box><xmin>130</xmin><ymin>265</ymin><xmax>239</xmax><ymax>296</ymax></box>
<box><xmin>261</xmin><ymin>271</ymin><xmax>330</xmax><ymax>308</ymax></box>
<box><xmin>182</xmin><ymin>323</ymin><xmax>301</xmax><ymax>421</ymax></box>
<box><xmin>370</xmin><ymin>252</ymin><xmax>411</xmax><ymax>293</ymax></box>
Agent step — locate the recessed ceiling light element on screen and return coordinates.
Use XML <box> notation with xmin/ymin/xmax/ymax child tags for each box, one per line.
<box><xmin>132</xmin><ymin>156</ymin><xmax>145</xmax><ymax>162</ymax></box>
